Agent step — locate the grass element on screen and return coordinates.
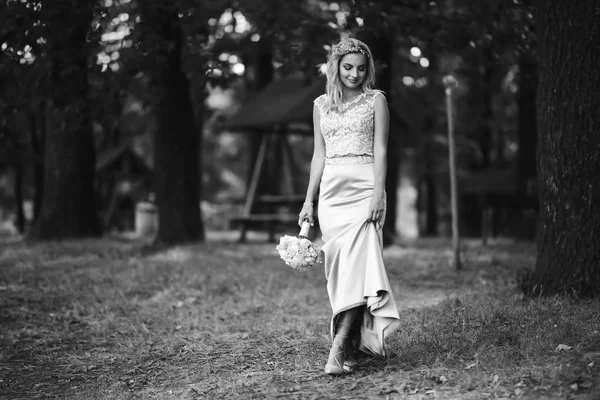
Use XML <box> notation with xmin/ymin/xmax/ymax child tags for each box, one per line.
<box><xmin>0</xmin><ymin>234</ymin><xmax>599</xmax><ymax>400</ymax></box>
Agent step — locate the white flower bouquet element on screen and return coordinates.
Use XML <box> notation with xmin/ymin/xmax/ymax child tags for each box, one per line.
<box><xmin>276</xmin><ymin>220</ymin><xmax>322</xmax><ymax>271</ymax></box>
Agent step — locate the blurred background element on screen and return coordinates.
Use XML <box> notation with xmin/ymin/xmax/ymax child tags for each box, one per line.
<box><xmin>0</xmin><ymin>0</ymin><xmax>538</xmax><ymax>245</ymax></box>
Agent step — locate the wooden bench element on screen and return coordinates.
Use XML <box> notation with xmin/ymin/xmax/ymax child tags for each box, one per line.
<box><xmin>227</xmin><ymin>132</ymin><xmax>319</xmax><ymax>242</ymax></box>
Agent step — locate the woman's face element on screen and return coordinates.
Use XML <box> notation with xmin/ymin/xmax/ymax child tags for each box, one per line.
<box><xmin>338</xmin><ymin>53</ymin><xmax>367</xmax><ymax>90</ymax></box>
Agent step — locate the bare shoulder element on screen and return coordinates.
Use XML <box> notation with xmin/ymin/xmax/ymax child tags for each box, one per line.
<box><xmin>372</xmin><ymin>90</ymin><xmax>388</xmax><ymax>111</ymax></box>
<box><xmin>372</xmin><ymin>90</ymin><xmax>387</xmax><ymax>103</ymax></box>
<box><xmin>314</xmin><ymin>94</ymin><xmax>327</xmax><ymax>106</ymax></box>
<box><xmin>313</xmin><ymin>94</ymin><xmax>327</xmax><ymax>114</ymax></box>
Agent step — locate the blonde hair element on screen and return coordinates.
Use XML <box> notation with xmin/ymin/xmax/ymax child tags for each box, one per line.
<box><xmin>324</xmin><ymin>38</ymin><xmax>377</xmax><ymax>113</ymax></box>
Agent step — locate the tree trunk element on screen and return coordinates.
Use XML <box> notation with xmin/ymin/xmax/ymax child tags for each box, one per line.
<box><xmin>30</xmin><ymin>104</ymin><xmax>46</xmax><ymax>223</ymax></box>
<box><xmin>13</xmin><ymin>164</ymin><xmax>25</xmax><ymax>233</ymax></box>
<box><xmin>514</xmin><ymin>53</ymin><xmax>539</xmax><ymax>240</ymax></box>
<box><xmin>28</xmin><ymin>2</ymin><xmax>101</xmax><ymax>240</ymax></box>
<box><xmin>423</xmin><ymin>140</ymin><xmax>438</xmax><ymax>236</ymax></box>
<box><xmin>479</xmin><ymin>46</ymin><xmax>494</xmax><ymax>169</ymax></box>
<box><xmin>382</xmin><ymin>53</ymin><xmax>399</xmax><ymax>244</ymax></box>
<box><xmin>527</xmin><ymin>0</ymin><xmax>600</xmax><ymax>297</ymax></box>
<box><xmin>516</xmin><ymin>54</ymin><xmax>537</xmax><ymax>195</ymax></box>
<box><xmin>247</xmin><ymin>37</ymin><xmax>274</xmax><ymax>211</ymax></box>
<box><xmin>420</xmin><ymin>48</ymin><xmax>438</xmax><ymax>237</ymax></box>
<box><xmin>359</xmin><ymin>31</ymin><xmax>398</xmax><ymax>245</ymax></box>
<box><xmin>152</xmin><ymin>21</ymin><xmax>204</xmax><ymax>246</ymax></box>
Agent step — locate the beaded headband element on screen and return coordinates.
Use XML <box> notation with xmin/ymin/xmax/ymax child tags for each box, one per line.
<box><xmin>332</xmin><ymin>42</ymin><xmax>369</xmax><ymax>57</ymax></box>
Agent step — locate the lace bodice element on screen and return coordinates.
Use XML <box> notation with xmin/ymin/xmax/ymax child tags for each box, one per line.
<box><xmin>314</xmin><ymin>91</ymin><xmax>382</xmax><ymax>161</ymax></box>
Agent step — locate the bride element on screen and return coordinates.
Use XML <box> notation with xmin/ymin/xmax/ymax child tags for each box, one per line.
<box><xmin>298</xmin><ymin>38</ymin><xmax>401</xmax><ymax>375</ymax></box>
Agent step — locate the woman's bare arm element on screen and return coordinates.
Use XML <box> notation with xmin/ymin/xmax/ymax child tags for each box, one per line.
<box><xmin>298</xmin><ymin>103</ymin><xmax>326</xmax><ymax>226</ymax></box>
<box><xmin>369</xmin><ymin>92</ymin><xmax>390</xmax><ymax>229</ymax></box>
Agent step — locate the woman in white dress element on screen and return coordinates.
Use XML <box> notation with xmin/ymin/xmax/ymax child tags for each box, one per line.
<box><xmin>298</xmin><ymin>38</ymin><xmax>401</xmax><ymax>375</ymax></box>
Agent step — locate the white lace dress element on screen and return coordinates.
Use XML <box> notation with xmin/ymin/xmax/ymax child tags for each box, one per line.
<box><xmin>314</xmin><ymin>91</ymin><xmax>400</xmax><ymax>358</ymax></box>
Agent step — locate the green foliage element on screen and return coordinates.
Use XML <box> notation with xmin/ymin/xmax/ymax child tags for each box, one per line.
<box><xmin>0</xmin><ymin>0</ymin><xmax>101</xmax><ymax>143</ymax></box>
<box><xmin>235</xmin><ymin>0</ymin><xmax>338</xmax><ymax>76</ymax></box>
<box><xmin>0</xmin><ymin>0</ymin><xmax>542</xmax><ymax>236</ymax></box>
<box><xmin>0</xmin><ymin>1</ymin><xmax>42</xmax><ymax>145</ymax></box>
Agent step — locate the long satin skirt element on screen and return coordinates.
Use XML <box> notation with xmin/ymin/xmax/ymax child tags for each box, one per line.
<box><xmin>318</xmin><ymin>161</ymin><xmax>400</xmax><ymax>358</ymax></box>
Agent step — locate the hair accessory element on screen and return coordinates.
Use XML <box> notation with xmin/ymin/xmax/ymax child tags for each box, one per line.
<box><xmin>332</xmin><ymin>42</ymin><xmax>368</xmax><ymax>57</ymax></box>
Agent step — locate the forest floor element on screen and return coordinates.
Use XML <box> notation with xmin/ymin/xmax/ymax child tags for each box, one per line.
<box><xmin>0</xmin><ymin>232</ymin><xmax>599</xmax><ymax>400</ymax></box>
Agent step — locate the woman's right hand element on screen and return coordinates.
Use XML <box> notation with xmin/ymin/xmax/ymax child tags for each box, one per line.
<box><xmin>298</xmin><ymin>203</ymin><xmax>315</xmax><ymax>227</ymax></box>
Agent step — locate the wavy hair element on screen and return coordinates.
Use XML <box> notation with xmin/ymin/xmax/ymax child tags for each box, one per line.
<box><xmin>323</xmin><ymin>38</ymin><xmax>377</xmax><ymax>113</ymax></box>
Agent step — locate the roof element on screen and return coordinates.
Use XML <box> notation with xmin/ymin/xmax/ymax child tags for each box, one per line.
<box><xmin>226</xmin><ymin>77</ymin><xmax>325</xmax><ymax>133</ymax></box>
<box><xmin>226</xmin><ymin>76</ymin><xmax>420</xmax><ymax>143</ymax></box>
<box><xmin>96</xmin><ymin>139</ymin><xmax>152</xmax><ymax>174</ymax></box>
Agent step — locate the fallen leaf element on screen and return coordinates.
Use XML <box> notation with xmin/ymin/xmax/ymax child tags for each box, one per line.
<box><xmin>555</xmin><ymin>344</ymin><xmax>572</xmax><ymax>352</ymax></box>
<box><xmin>570</xmin><ymin>383</ymin><xmax>578</xmax><ymax>391</ymax></box>
<box><xmin>438</xmin><ymin>375</ymin><xmax>448</xmax><ymax>383</ymax></box>
<box><xmin>283</xmin><ymin>385</ymin><xmax>301</xmax><ymax>393</ymax></box>
<box><xmin>404</xmin><ymin>385</ymin><xmax>419</xmax><ymax>395</ymax></box>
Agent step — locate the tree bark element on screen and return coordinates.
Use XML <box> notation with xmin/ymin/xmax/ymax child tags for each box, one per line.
<box><xmin>30</xmin><ymin>103</ymin><xmax>45</xmax><ymax>223</ymax></box>
<box><xmin>424</xmin><ymin>143</ymin><xmax>438</xmax><ymax>236</ymax></box>
<box><xmin>247</xmin><ymin>37</ymin><xmax>274</xmax><ymax>211</ymax></box>
<box><xmin>479</xmin><ymin>46</ymin><xmax>494</xmax><ymax>169</ymax></box>
<box><xmin>13</xmin><ymin>163</ymin><xmax>25</xmax><ymax>233</ymax></box>
<box><xmin>28</xmin><ymin>2</ymin><xmax>101</xmax><ymax>240</ymax></box>
<box><xmin>382</xmin><ymin>45</ymin><xmax>400</xmax><ymax>246</ymax></box>
<box><xmin>152</xmin><ymin>20</ymin><xmax>204</xmax><ymax>246</ymax></box>
<box><xmin>516</xmin><ymin>54</ymin><xmax>537</xmax><ymax>195</ymax></box>
<box><xmin>527</xmin><ymin>0</ymin><xmax>600</xmax><ymax>297</ymax></box>
<box><xmin>358</xmin><ymin>31</ymin><xmax>398</xmax><ymax>245</ymax></box>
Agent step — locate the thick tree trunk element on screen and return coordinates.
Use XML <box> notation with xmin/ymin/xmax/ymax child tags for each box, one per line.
<box><xmin>28</xmin><ymin>2</ymin><xmax>101</xmax><ymax>240</ymax></box>
<box><xmin>528</xmin><ymin>0</ymin><xmax>600</xmax><ymax>296</ymax></box>
<box><xmin>152</xmin><ymin>22</ymin><xmax>204</xmax><ymax>246</ymax></box>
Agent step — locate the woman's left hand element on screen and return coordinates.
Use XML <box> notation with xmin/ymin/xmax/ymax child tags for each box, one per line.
<box><xmin>368</xmin><ymin>191</ymin><xmax>386</xmax><ymax>230</ymax></box>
